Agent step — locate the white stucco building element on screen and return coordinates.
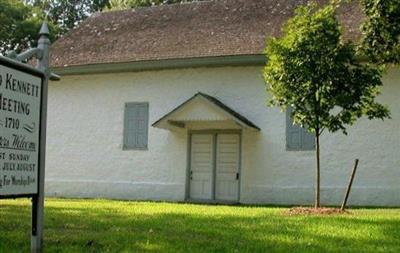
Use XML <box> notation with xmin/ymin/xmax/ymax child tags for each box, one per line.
<box><xmin>47</xmin><ymin>0</ymin><xmax>400</xmax><ymax>206</ymax></box>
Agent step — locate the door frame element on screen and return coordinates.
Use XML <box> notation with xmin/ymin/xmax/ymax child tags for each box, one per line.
<box><xmin>185</xmin><ymin>129</ymin><xmax>242</xmax><ymax>204</ymax></box>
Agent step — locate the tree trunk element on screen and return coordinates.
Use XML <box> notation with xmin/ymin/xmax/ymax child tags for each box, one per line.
<box><xmin>315</xmin><ymin>132</ymin><xmax>321</xmax><ymax>208</ymax></box>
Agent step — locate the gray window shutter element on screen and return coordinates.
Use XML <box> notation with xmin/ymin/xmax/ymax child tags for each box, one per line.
<box><xmin>301</xmin><ymin>126</ymin><xmax>316</xmax><ymax>150</ymax></box>
<box><xmin>286</xmin><ymin>108</ymin><xmax>315</xmax><ymax>151</ymax></box>
<box><xmin>286</xmin><ymin>109</ymin><xmax>302</xmax><ymax>150</ymax></box>
<box><xmin>124</xmin><ymin>103</ymin><xmax>149</xmax><ymax>149</ymax></box>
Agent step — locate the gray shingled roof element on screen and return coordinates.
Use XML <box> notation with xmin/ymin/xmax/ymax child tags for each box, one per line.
<box><xmin>50</xmin><ymin>0</ymin><xmax>364</xmax><ymax>68</ymax></box>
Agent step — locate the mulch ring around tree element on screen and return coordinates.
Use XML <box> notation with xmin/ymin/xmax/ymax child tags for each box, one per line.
<box><xmin>285</xmin><ymin>207</ymin><xmax>349</xmax><ymax>216</ymax></box>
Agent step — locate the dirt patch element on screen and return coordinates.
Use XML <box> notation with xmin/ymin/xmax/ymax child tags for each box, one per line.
<box><xmin>285</xmin><ymin>207</ymin><xmax>349</xmax><ymax>216</ymax></box>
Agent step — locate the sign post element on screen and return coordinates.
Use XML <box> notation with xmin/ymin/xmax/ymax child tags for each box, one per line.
<box><xmin>31</xmin><ymin>23</ymin><xmax>51</xmax><ymax>253</ymax></box>
<box><xmin>0</xmin><ymin>23</ymin><xmax>54</xmax><ymax>253</ymax></box>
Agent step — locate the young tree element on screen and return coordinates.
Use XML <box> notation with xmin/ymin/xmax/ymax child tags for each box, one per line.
<box><xmin>360</xmin><ymin>0</ymin><xmax>400</xmax><ymax>65</ymax></box>
<box><xmin>263</xmin><ymin>1</ymin><xmax>390</xmax><ymax>208</ymax></box>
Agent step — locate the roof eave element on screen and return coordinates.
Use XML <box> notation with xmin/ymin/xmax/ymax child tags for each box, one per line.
<box><xmin>50</xmin><ymin>54</ymin><xmax>266</xmax><ymax>76</ymax></box>
<box><xmin>152</xmin><ymin>92</ymin><xmax>261</xmax><ymax>131</ymax></box>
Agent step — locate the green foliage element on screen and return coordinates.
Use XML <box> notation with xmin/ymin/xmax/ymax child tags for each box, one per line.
<box><xmin>360</xmin><ymin>0</ymin><xmax>400</xmax><ymax>64</ymax></box>
<box><xmin>26</xmin><ymin>0</ymin><xmax>110</xmax><ymax>34</ymax></box>
<box><xmin>0</xmin><ymin>0</ymin><xmax>110</xmax><ymax>55</ymax></box>
<box><xmin>108</xmin><ymin>0</ymin><xmax>203</xmax><ymax>10</ymax></box>
<box><xmin>0</xmin><ymin>0</ymin><xmax>41</xmax><ymax>53</ymax></box>
<box><xmin>264</xmin><ymin>2</ymin><xmax>390</xmax><ymax>135</ymax></box>
<box><xmin>1</xmin><ymin>199</ymin><xmax>400</xmax><ymax>252</ymax></box>
<box><xmin>0</xmin><ymin>0</ymin><xmax>62</xmax><ymax>54</ymax></box>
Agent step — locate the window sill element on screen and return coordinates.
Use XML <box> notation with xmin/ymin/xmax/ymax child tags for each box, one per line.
<box><xmin>122</xmin><ymin>146</ymin><xmax>148</xmax><ymax>151</ymax></box>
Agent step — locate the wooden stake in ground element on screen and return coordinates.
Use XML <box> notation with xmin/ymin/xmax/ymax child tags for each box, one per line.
<box><xmin>341</xmin><ymin>159</ymin><xmax>359</xmax><ymax>211</ymax></box>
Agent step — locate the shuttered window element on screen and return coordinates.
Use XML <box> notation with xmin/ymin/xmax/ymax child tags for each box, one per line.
<box><xmin>123</xmin><ymin>102</ymin><xmax>149</xmax><ymax>150</ymax></box>
<box><xmin>286</xmin><ymin>108</ymin><xmax>315</xmax><ymax>151</ymax></box>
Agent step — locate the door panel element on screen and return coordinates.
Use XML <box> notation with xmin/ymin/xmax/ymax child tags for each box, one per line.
<box><xmin>190</xmin><ymin>134</ymin><xmax>214</xmax><ymax>200</ymax></box>
<box><xmin>215</xmin><ymin>134</ymin><xmax>240</xmax><ymax>201</ymax></box>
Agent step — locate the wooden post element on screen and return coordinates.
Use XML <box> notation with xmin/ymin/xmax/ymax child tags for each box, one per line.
<box><xmin>31</xmin><ymin>23</ymin><xmax>50</xmax><ymax>253</ymax></box>
<box><xmin>341</xmin><ymin>159</ymin><xmax>359</xmax><ymax>211</ymax></box>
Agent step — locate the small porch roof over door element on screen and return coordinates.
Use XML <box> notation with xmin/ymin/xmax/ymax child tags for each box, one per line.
<box><xmin>152</xmin><ymin>92</ymin><xmax>260</xmax><ymax>131</ymax></box>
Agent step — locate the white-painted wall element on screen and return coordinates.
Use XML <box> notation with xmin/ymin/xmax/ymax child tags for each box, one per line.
<box><xmin>46</xmin><ymin>66</ymin><xmax>400</xmax><ymax>206</ymax></box>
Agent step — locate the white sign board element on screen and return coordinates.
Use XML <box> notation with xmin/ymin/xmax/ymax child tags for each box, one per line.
<box><xmin>0</xmin><ymin>61</ymin><xmax>42</xmax><ymax>196</ymax></box>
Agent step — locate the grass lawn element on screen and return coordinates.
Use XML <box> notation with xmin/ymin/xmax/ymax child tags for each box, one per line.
<box><xmin>0</xmin><ymin>199</ymin><xmax>399</xmax><ymax>253</ymax></box>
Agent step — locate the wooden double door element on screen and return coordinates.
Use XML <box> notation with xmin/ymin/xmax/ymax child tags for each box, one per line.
<box><xmin>189</xmin><ymin>133</ymin><xmax>240</xmax><ymax>202</ymax></box>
